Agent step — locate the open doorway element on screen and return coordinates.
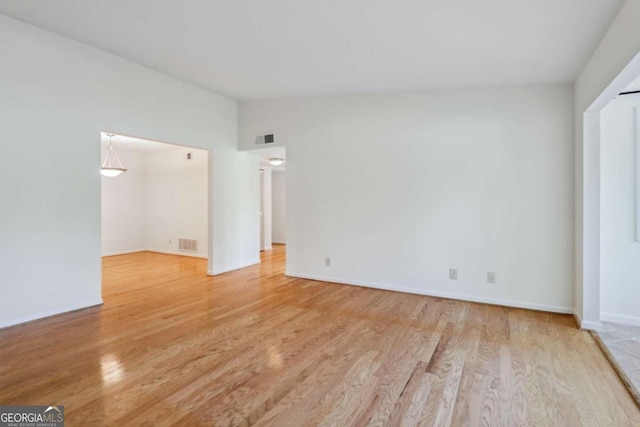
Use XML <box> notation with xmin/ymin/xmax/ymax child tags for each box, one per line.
<box><xmin>572</xmin><ymin>58</ymin><xmax>640</xmax><ymax>403</ymax></box>
<box><xmin>594</xmin><ymin>75</ymin><xmax>640</xmax><ymax>398</ymax></box>
<box><xmin>599</xmin><ymin>75</ymin><xmax>640</xmax><ymax>328</ymax></box>
<box><xmin>246</xmin><ymin>147</ymin><xmax>286</xmax><ymax>252</ymax></box>
<box><xmin>100</xmin><ymin>132</ymin><xmax>210</xmax><ymax>260</ymax></box>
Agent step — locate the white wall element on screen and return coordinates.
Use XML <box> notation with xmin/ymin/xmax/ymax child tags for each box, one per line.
<box><xmin>600</xmin><ymin>93</ymin><xmax>640</xmax><ymax>325</ymax></box>
<box><xmin>260</xmin><ymin>167</ymin><xmax>273</xmax><ymax>250</ymax></box>
<box><xmin>101</xmin><ymin>150</ymin><xmax>147</xmax><ymax>255</ymax></box>
<box><xmin>209</xmin><ymin>150</ymin><xmax>261</xmax><ymax>275</ymax></box>
<box><xmin>146</xmin><ymin>147</ymin><xmax>209</xmax><ymax>258</ymax></box>
<box><xmin>0</xmin><ymin>15</ymin><xmax>259</xmax><ymax>328</ymax></box>
<box><xmin>272</xmin><ymin>171</ymin><xmax>286</xmax><ymax>244</ymax></box>
<box><xmin>239</xmin><ymin>85</ymin><xmax>575</xmax><ymax>312</ymax></box>
<box><xmin>574</xmin><ymin>0</ymin><xmax>640</xmax><ymax>328</ymax></box>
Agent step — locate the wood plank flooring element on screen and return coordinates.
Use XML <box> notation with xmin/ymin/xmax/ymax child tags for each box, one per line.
<box><xmin>0</xmin><ymin>245</ymin><xmax>639</xmax><ymax>426</ymax></box>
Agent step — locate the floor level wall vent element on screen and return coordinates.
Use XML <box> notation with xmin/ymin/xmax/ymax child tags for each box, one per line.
<box><xmin>178</xmin><ymin>238</ymin><xmax>198</xmax><ymax>253</ymax></box>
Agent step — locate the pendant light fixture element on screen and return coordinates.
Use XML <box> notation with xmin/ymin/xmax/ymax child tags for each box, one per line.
<box><xmin>101</xmin><ymin>134</ymin><xmax>127</xmax><ymax>177</ymax></box>
<box><xmin>269</xmin><ymin>158</ymin><xmax>284</xmax><ymax>166</ymax></box>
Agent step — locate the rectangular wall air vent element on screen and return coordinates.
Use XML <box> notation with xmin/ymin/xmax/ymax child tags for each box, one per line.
<box><xmin>178</xmin><ymin>238</ymin><xmax>198</xmax><ymax>253</ymax></box>
<box><xmin>255</xmin><ymin>134</ymin><xmax>275</xmax><ymax>145</ymax></box>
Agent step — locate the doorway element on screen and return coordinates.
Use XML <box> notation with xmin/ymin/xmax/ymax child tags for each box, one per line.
<box><xmin>248</xmin><ymin>146</ymin><xmax>286</xmax><ymax>251</ymax></box>
<box><xmin>100</xmin><ymin>132</ymin><xmax>210</xmax><ymax>261</ymax></box>
<box><xmin>598</xmin><ymin>76</ymin><xmax>640</xmax><ymax>327</ymax></box>
<box><xmin>593</xmin><ymin>76</ymin><xmax>640</xmax><ymax>400</ymax></box>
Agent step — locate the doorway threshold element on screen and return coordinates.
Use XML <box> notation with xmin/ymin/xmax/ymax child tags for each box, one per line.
<box><xmin>592</xmin><ymin>322</ymin><xmax>640</xmax><ymax>409</ymax></box>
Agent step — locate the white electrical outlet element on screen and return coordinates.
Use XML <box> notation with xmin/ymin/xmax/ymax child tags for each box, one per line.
<box><xmin>325</xmin><ymin>257</ymin><xmax>331</xmax><ymax>267</ymax></box>
<box><xmin>449</xmin><ymin>268</ymin><xmax>458</xmax><ymax>280</ymax></box>
<box><xmin>169</xmin><ymin>238</ymin><xmax>172</xmax><ymax>245</ymax></box>
<box><xmin>487</xmin><ymin>272</ymin><xmax>496</xmax><ymax>284</ymax></box>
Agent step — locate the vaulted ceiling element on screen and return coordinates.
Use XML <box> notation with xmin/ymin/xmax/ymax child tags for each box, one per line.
<box><xmin>0</xmin><ymin>0</ymin><xmax>625</xmax><ymax>100</ymax></box>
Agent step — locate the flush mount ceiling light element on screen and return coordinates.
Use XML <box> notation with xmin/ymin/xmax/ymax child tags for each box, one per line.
<box><xmin>101</xmin><ymin>134</ymin><xmax>127</xmax><ymax>177</ymax></box>
<box><xmin>269</xmin><ymin>158</ymin><xmax>284</xmax><ymax>166</ymax></box>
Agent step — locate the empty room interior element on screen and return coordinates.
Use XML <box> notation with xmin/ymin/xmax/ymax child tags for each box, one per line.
<box><xmin>1</xmin><ymin>1</ymin><xmax>640</xmax><ymax>425</ymax></box>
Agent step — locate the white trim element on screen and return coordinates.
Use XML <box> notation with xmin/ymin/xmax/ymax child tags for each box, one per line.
<box><xmin>286</xmin><ymin>272</ymin><xmax>573</xmax><ymax>315</ymax></box>
<box><xmin>102</xmin><ymin>249</ymin><xmax>147</xmax><ymax>257</ymax></box>
<box><xmin>635</xmin><ymin>107</ymin><xmax>640</xmax><ymax>242</ymax></box>
<box><xmin>580</xmin><ymin>111</ymin><xmax>603</xmax><ymax>327</ymax></box>
<box><xmin>102</xmin><ymin>249</ymin><xmax>208</xmax><ymax>259</ymax></box>
<box><xmin>572</xmin><ymin>311</ymin><xmax>604</xmax><ymax>331</ymax></box>
<box><xmin>145</xmin><ymin>249</ymin><xmax>208</xmax><ymax>259</ymax></box>
<box><xmin>601</xmin><ymin>312</ymin><xmax>640</xmax><ymax>327</ymax></box>
<box><xmin>578</xmin><ymin>320</ymin><xmax>604</xmax><ymax>331</ymax></box>
<box><xmin>572</xmin><ymin>313</ymin><xmax>581</xmax><ymax>329</ymax></box>
<box><xmin>0</xmin><ymin>299</ymin><xmax>104</xmax><ymax>330</ymax></box>
<box><xmin>208</xmin><ymin>258</ymin><xmax>261</xmax><ymax>276</ymax></box>
<box><xmin>272</xmin><ymin>241</ymin><xmax>286</xmax><ymax>245</ymax></box>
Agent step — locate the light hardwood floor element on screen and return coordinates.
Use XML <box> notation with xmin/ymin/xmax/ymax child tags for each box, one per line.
<box><xmin>0</xmin><ymin>246</ymin><xmax>638</xmax><ymax>426</ymax></box>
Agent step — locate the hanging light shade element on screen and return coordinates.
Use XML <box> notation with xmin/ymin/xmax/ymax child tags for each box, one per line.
<box><xmin>269</xmin><ymin>158</ymin><xmax>284</xmax><ymax>166</ymax></box>
<box><xmin>101</xmin><ymin>134</ymin><xmax>127</xmax><ymax>177</ymax></box>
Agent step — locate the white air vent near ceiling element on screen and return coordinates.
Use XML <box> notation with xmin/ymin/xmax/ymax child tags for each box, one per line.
<box><xmin>178</xmin><ymin>238</ymin><xmax>198</xmax><ymax>253</ymax></box>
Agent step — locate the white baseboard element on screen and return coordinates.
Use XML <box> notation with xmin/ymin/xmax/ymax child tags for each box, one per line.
<box><xmin>285</xmin><ymin>272</ymin><xmax>573</xmax><ymax>315</ymax></box>
<box><xmin>102</xmin><ymin>248</ymin><xmax>147</xmax><ymax>257</ymax></box>
<box><xmin>0</xmin><ymin>298</ymin><xmax>104</xmax><ymax>330</ymax></box>
<box><xmin>601</xmin><ymin>312</ymin><xmax>640</xmax><ymax>327</ymax></box>
<box><xmin>103</xmin><ymin>249</ymin><xmax>208</xmax><ymax>259</ymax></box>
<box><xmin>208</xmin><ymin>258</ymin><xmax>261</xmax><ymax>276</ymax></box>
<box><xmin>272</xmin><ymin>241</ymin><xmax>286</xmax><ymax>245</ymax></box>
<box><xmin>572</xmin><ymin>312</ymin><xmax>604</xmax><ymax>331</ymax></box>
<box><xmin>145</xmin><ymin>249</ymin><xmax>208</xmax><ymax>259</ymax></box>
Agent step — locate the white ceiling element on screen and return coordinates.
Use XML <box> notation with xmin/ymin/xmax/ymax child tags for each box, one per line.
<box><xmin>0</xmin><ymin>1</ymin><xmax>624</xmax><ymax>100</ymax></box>
<box><xmin>101</xmin><ymin>133</ymin><xmax>183</xmax><ymax>153</ymax></box>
